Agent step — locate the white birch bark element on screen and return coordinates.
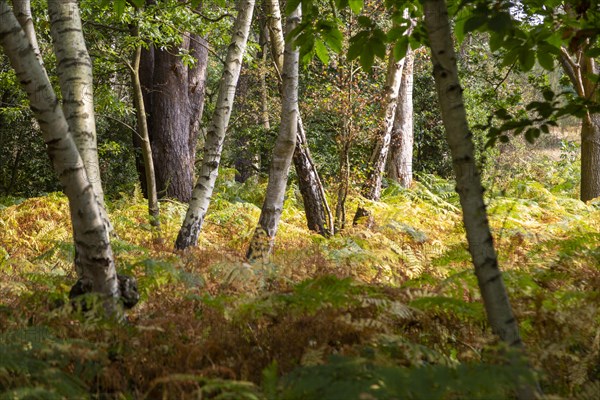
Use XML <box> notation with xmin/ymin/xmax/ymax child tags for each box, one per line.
<box><xmin>265</xmin><ymin>0</ymin><xmax>334</xmax><ymax>236</ymax></box>
<box><xmin>387</xmin><ymin>48</ymin><xmax>414</xmax><ymax>187</ymax></box>
<box><xmin>175</xmin><ymin>0</ymin><xmax>255</xmax><ymax>249</ymax></box>
<box><xmin>0</xmin><ymin>1</ymin><xmax>118</xmax><ymax>298</ymax></box>
<box><xmin>354</xmin><ymin>49</ymin><xmax>404</xmax><ymax>225</ymax></box>
<box><xmin>11</xmin><ymin>0</ymin><xmax>42</xmax><ymax>62</ymax></box>
<box><xmin>264</xmin><ymin>0</ymin><xmax>284</xmax><ymax>76</ymax></box>
<box><xmin>247</xmin><ymin>3</ymin><xmax>300</xmax><ymax>261</ymax></box>
<box><xmin>422</xmin><ymin>1</ymin><xmax>538</xmax><ymax>397</ymax></box>
<box><xmin>48</xmin><ymin>0</ymin><xmax>106</xmax><ymax>210</ymax></box>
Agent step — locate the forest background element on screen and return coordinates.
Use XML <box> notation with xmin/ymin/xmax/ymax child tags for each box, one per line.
<box><xmin>0</xmin><ymin>0</ymin><xmax>599</xmax><ymax>399</ymax></box>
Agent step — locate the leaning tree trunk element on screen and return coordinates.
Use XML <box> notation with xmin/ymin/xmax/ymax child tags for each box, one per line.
<box><xmin>246</xmin><ymin>4</ymin><xmax>300</xmax><ymax>261</ymax></box>
<box><xmin>129</xmin><ymin>22</ymin><xmax>159</xmax><ymax>227</ymax></box>
<box><xmin>560</xmin><ymin>48</ymin><xmax>600</xmax><ymax>202</ymax></box>
<box><xmin>387</xmin><ymin>48</ymin><xmax>414</xmax><ymax>188</ymax></box>
<box><xmin>175</xmin><ymin>0</ymin><xmax>256</xmax><ymax>250</ymax></box>
<box><xmin>354</xmin><ymin>49</ymin><xmax>405</xmax><ymax>226</ymax></box>
<box><xmin>48</xmin><ymin>0</ymin><xmax>106</xmax><ymax>211</ymax></box>
<box><xmin>11</xmin><ymin>0</ymin><xmax>42</xmax><ymax>62</ymax></box>
<box><xmin>265</xmin><ymin>0</ymin><xmax>333</xmax><ymax>236</ymax></box>
<box><xmin>0</xmin><ymin>1</ymin><xmax>118</xmax><ymax>298</ymax></box>
<box><xmin>422</xmin><ymin>1</ymin><xmax>539</xmax><ymax>398</ymax></box>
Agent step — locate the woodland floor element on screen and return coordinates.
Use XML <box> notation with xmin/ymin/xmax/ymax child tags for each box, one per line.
<box><xmin>0</xmin><ymin>138</ymin><xmax>599</xmax><ymax>399</ymax></box>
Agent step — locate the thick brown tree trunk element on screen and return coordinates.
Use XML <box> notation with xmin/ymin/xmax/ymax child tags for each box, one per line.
<box><xmin>559</xmin><ymin>48</ymin><xmax>600</xmax><ymax>201</ymax></box>
<box><xmin>137</xmin><ymin>32</ymin><xmax>208</xmax><ymax>203</ymax></box>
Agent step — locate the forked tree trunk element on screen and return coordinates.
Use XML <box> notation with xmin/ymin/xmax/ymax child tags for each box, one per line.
<box><xmin>265</xmin><ymin>0</ymin><xmax>333</xmax><ymax>236</ymax></box>
<box><xmin>387</xmin><ymin>48</ymin><xmax>414</xmax><ymax>187</ymax></box>
<box><xmin>130</xmin><ymin>22</ymin><xmax>159</xmax><ymax>227</ymax></box>
<box><xmin>354</xmin><ymin>49</ymin><xmax>405</xmax><ymax>226</ymax></box>
<box><xmin>0</xmin><ymin>1</ymin><xmax>118</xmax><ymax>298</ymax></box>
<box><xmin>48</xmin><ymin>0</ymin><xmax>106</xmax><ymax>211</ymax></box>
<box><xmin>422</xmin><ymin>1</ymin><xmax>538</xmax><ymax>398</ymax></box>
<box><xmin>176</xmin><ymin>0</ymin><xmax>256</xmax><ymax>250</ymax></box>
<box><xmin>246</xmin><ymin>4</ymin><xmax>300</xmax><ymax>261</ymax></box>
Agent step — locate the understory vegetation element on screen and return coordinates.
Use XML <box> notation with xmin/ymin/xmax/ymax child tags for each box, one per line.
<box><xmin>1</xmin><ymin>139</ymin><xmax>599</xmax><ymax>399</ymax></box>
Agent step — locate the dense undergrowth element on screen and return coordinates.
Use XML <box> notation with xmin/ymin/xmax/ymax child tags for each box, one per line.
<box><xmin>1</xmin><ymin>148</ymin><xmax>599</xmax><ymax>399</ymax></box>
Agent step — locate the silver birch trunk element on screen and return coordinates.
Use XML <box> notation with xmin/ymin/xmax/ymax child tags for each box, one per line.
<box><xmin>265</xmin><ymin>0</ymin><xmax>334</xmax><ymax>236</ymax></box>
<box><xmin>48</xmin><ymin>0</ymin><xmax>106</xmax><ymax>210</ymax></box>
<box><xmin>422</xmin><ymin>1</ymin><xmax>538</xmax><ymax>398</ymax></box>
<box><xmin>387</xmin><ymin>48</ymin><xmax>414</xmax><ymax>188</ymax></box>
<box><xmin>0</xmin><ymin>1</ymin><xmax>118</xmax><ymax>298</ymax></box>
<box><xmin>354</xmin><ymin>49</ymin><xmax>405</xmax><ymax>226</ymax></box>
<box><xmin>246</xmin><ymin>4</ymin><xmax>300</xmax><ymax>261</ymax></box>
<box><xmin>175</xmin><ymin>0</ymin><xmax>255</xmax><ymax>250</ymax></box>
<box><xmin>11</xmin><ymin>0</ymin><xmax>42</xmax><ymax>62</ymax></box>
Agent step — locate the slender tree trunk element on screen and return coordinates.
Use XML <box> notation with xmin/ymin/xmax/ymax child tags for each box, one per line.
<box><xmin>48</xmin><ymin>0</ymin><xmax>106</xmax><ymax>210</ymax></box>
<box><xmin>265</xmin><ymin>0</ymin><xmax>333</xmax><ymax>236</ymax></box>
<box><xmin>176</xmin><ymin>0</ymin><xmax>256</xmax><ymax>250</ymax></box>
<box><xmin>335</xmin><ymin>140</ymin><xmax>350</xmax><ymax>232</ymax></box>
<box><xmin>130</xmin><ymin>23</ymin><xmax>159</xmax><ymax>227</ymax></box>
<box><xmin>247</xmin><ymin>4</ymin><xmax>300</xmax><ymax>261</ymax></box>
<box><xmin>354</xmin><ymin>49</ymin><xmax>405</xmax><ymax>226</ymax></box>
<box><xmin>11</xmin><ymin>0</ymin><xmax>42</xmax><ymax>62</ymax></box>
<box><xmin>387</xmin><ymin>48</ymin><xmax>414</xmax><ymax>188</ymax></box>
<box><xmin>422</xmin><ymin>1</ymin><xmax>539</xmax><ymax>398</ymax></box>
<box><xmin>0</xmin><ymin>1</ymin><xmax>118</xmax><ymax>298</ymax></box>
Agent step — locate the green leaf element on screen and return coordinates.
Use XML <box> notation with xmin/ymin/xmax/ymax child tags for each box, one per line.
<box><xmin>519</xmin><ymin>48</ymin><xmax>535</xmax><ymax>72</ymax></box>
<box><xmin>487</xmin><ymin>13</ymin><xmax>512</xmax><ymax>35</ymax></box>
<box><xmin>359</xmin><ymin>46</ymin><xmax>375</xmax><ymax>71</ymax></box>
<box><xmin>585</xmin><ymin>47</ymin><xmax>600</xmax><ymax>58</ymax></box>
<box><xmin>393</xmin><ymin>37</ymin><xmax>409</xmax><ymax>61</ymax></box>
<box><xmin>315</xmin><ymin>39</ymin><xmax>330</xmax><ymax>65</ymax></box>
<box><xmin>463</xmin><ymin>15</ymin><xmax>487</xmax><ymax>33</ymax></box>
<box><xmin>357</xmin><ymin>16</ymin><xmax>372</xmax><ymax>27</ymax></box>
<box><xmin>542</xmin><ymin>89</ymin><xmax>554</xmax><ymax>102</ymax></box>
<box><xmin>537</xmin><ymin>51</ymin><xmax>554</xmax><ymax>71</ymax></box>
<box><xmin>323</xmin><ymin>26</ymin><xmax>343</xmax><ymax>53</ymax></box>
<box><xmin>114</xmin><ymin>0</ymin><xmax>126</xmax><ymax>16</ymax></box>
<box><xmin>349</xmin><ymin>0</ymin><xmax>364</xmax><ymax>14</ymax></box>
